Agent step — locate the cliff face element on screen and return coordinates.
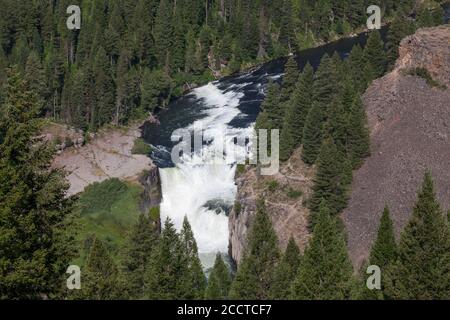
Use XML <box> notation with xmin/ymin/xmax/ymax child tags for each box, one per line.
<box><xmin>52</xmin><ymin>123</ymin><xmax>157</xmax><ymax>197</ymax></box>
<box><xmin>343</xmin><ymin>25</ymin><xmax>450</xmax><ymax>267</ymax></box>
<box><xmin>229</xmin><ymin>149</ymin><xmax>314</xmax><ymax>265</ymax></box>
<box><xmin>229</xmin><ymin>25</ymin><xmax>450</xmax><ymax>268</ymax></box>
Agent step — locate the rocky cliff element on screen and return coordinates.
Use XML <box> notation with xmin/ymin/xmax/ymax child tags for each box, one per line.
<box><xmin>343</xmin><ymin>25</ymin><xmax>450</xmax><ymax>268</ymax></box>
<box><xmin>52</xmin><ymin>122</ymin><xmax>158</xmax><ymax>198</ymax></box>
<box><xmin>229</xmin><ymin>149</ymin><xmax>314</xmax><ymax>265</ymax></box>
<box><xmin>229</xmin><ymin>25</ymin><xmax>450</xmax><ymax>268</ymax></box>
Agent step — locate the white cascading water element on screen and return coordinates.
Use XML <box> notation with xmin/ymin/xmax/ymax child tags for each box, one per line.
<box><xmin>159</xmin><ymin>82</ymin><xmax>254</xmax><ymax>269</ymax></box>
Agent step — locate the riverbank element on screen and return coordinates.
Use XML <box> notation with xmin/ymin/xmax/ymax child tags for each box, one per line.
<box><xmin>50</xmin><ymin>120</ymin><xmax>155</xmax><ymax>196</ymax></box>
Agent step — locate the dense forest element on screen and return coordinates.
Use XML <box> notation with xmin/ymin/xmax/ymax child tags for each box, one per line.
<box><xmin>0</xmin><ymin>0</ymin><xmax>448</xmax><ymax>300</ymax></box>
<box><xmin>0</xmin><ymin>0</ymin><xmax>441</xmax><ymax>133</ymax></box>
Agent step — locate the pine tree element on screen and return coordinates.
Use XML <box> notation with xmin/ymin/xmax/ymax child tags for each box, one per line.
<box><xmin>301</xmin><ymin>102</ymin><xmax>325</xmax><ymax>165</ymax></box>
<box><xmin>229</xmin><ymin>199</ymin><xmax>280</xmax><ymax>299</ymax></box>
<box><xmin>291</xmin><ymin>201</ymin><xmax>356</xmax><ymax>300</ymax></box>
<box><xmin>287</xmin><ymin>63</ymin><xmax>314</xmax><ymax>146</ymax></box>
<box><xmin>384</xmin><ymin>172</ymin><xmax>450</xmax><ymax>299</ymax></box>
<box><xmin>257</xmin><ymin>81</ymin><xmax>282</xmax><ymax>130</ymax></box>
<box><xmin>153</xmin><ymin>0</ymin><xmax>174</xmax><ymax>68</ymax></box>
<box><xmin>145</xmin><ymin>218</ymin><xmax>190</xmax><ymax>300</ymax></box>
<box><xmin>75</xmin><ymin>237</ymin><xmax>122</xmax><ymax>300</ymax></box>
<box><xmin>24</xmin><ymin>51</ymin><xmax>47</xmax><ymax>110</ymax></box>
<box><xmin>360</xmin><ymin>206</ymin><xmax>398</xmax><ymax>300</ymax></box>
<box><xmin>270</xmin><ymin>237</ymin><xmax>301</xmax><ymax>300</ymax></box>
<box><xmin>280</xmin><ymin>56</ymin><xmax>299</xmax><ymax>102</ymax></box>
<box><xmin>141</xmin><ymin>68</ymin><xmax>173</xmax><ymax>112</ymax></box>
<box><xmin>0</xmin><ymin>67</ymin><xmax>76</xmax><ymax>299</ymax></box>
<box><xmin>121</xmin><ymin>212</ymin><xmax>160</xmax><ymax>299</ymax></box>
<box><xmin>93</xmin><ymin>46</ymin><xmax>115</xmax><ymax>128</ymax></box>
<box><xmin>386</xmin><ymin>16</ymin><xmax>416</xmax><ymax>68</ymax></box>
<box><xmin>370</xmin><ymin>207</ymin><xmax>397</xmax><ymax>269</ymax></box>
<box><xmin>346</xmin><ymin>44</ymin><xmax>367</xmax><ymax>93</ymax></box>
<box><xmin>347</xmin><ymin>96</ymin><xmax>370</xmax><ymax>168</ymax></box>
<box><xmin>308</xmin><ymin>138</ymin><xmax>352</xmax><ymax>226</ymax></box>
<box><xmin>205</xmin><ymin>253</ymin><xmax>232</xmax><ymax>300</ymax></box>
<box><xmin>180</xmin><ymin>217</ymin><xmax>207</xmax><ymax>300</ymax></box>
<box><xmin>364</xmin><ymin>30</ymin><xmax>387</xmax><ymax>83</ymax></box>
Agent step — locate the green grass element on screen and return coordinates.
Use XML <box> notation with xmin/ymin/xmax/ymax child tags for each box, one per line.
<box><xmin>131</xmin><ymin>138</ymin><xmax>153</xmax><ymax>155</ymax></box>
<box><xmin>73</xmin><ymin>178</ymin><xmax>143</xmax><ymax>265</ymax></box>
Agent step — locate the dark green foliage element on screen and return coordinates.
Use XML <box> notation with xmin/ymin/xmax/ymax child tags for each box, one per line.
<box><xmin>121</xmin><ymin>213</ymin><xmax>160</xmax><ymax>299</ymax></box>
<box><xmin>145</xmin><ymin>218</ymin><xmax>189</xmax><ymax>300</ymax></box>
<box><xmin>280</xmin><ymin>57</ymin><xmax>299</xmax><ymax>102</ymax></box>
<box><xmin>229</xmin><ymin>199</ymin><xmax>280</xmax><ymax>300</ymax></box>
<box><xmin>384</xmin><ymin>173</ymin><xmax>450</xmax><ymax>299</ymax></box>
<box><xmin>205</xmin><ymin>253</ymin><xmax>232</xmax><ymax>300</ymax></box>
<box><xmin>280</xmin><ymin>63</ymin><xmax>314</xmax><ymax>160</ymax></box>
<box><xmin>347</xmin><ymin>96</ymin><xmax>371</xmax><ymax>168</ymax></box>
<box><xmin>364</xmin><ymin>31</ymin><xmax>387</xmax><ymax>84</ymax></box>
<box><xmin>406</xmin><ymin>67</ymin><xmax>444</xmax><ymax>88</ymax></box>
<box><xmin>302</xmin><ymin>102</ymin><xmax>325</xmax><ymax>165</ymax></box>
<box><xmin>0</xmin><ymin>0</ymin><xmax>413</xmax><ymax>132</ymax></box>
<box><xmin>386</xmin><ymin>16</ymin><xmax>416</xmax><ymax>68</ymax></box>
<box><xmin>308</xmin><ymin>139</ymin><xmax>352</xmax><ymax>226</ymax></box>
<box><xmin>0</xmin><ymin>68</ymin><xmax>75</xmax><ymax>299</ymax></box>
<box><xmin>75</xmin><ymin>237</ymin><xmax>122</xmax><ymax>300</ymax></box>
<box><xmin>291</xmin><ymin>201</ymin><xmax>356</xmax><ymax>300</ymax></box>
<box><xmin>270</xmin><ymin>237</ymin><xmax>301</xmax><ymax>300</ymax></box>
<box><xmin>360</xmin><ymin>206</ymin><xmax>397</xmax><ymax>300</ymax></box>
<box><xmin>141</xmin><ymin>69</ymin><xmax>173</xmax><ymax>112</ymax></box>
<box><xmin>257</xmin><ymin>81</ymin><xmax>283</xmax><ymax>130</ymax></box>
<box><xmin>370</xmin><ymin>207</ymin><xmax>397</xmax><ymax>268</ymax></box>
<box><xmin>180</xmin><ymin>217</ymin><xmax>207</xmax><ymax>299</ymax></box>
<box><xmin>78</xmin><ymin>179</ymin><xmax>128</xmax><ymax>215</ymax></box>
<box><xmin>417</xmin><ymin>1</ymin><xmax>444</xmax><ymax>28</ymax></box>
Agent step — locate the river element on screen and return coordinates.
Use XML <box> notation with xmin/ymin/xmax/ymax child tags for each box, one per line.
<box><xmin>142</xmin><ymin>11</ymin><xmax>449</xmax><ymax>268</ymax></box>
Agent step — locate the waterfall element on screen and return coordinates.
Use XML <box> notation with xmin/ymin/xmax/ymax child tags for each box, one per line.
<box><xmin>159</xmin><ymin>82</ymin><xmax>253</xmax><ymax>269</ymax></box>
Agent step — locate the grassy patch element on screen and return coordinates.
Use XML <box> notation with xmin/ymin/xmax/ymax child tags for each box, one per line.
<box><xmin>266</xmin><ymin>180</ymin><xmax>280</xmax><ymax>192</ymax></box>
<box><xmin>287</xmin><ymin>188</ymin><xmax>303</xmax><ymax>199</ymax></box>
<box><xmin>132</xmin><ymin>138</ymin><xmax>153</xmax><ymax>155</ymax></box>
<box><xmin>73</xmin><ymin>178</ymin><xmax>143</xmax><ymax>265</ymax></box>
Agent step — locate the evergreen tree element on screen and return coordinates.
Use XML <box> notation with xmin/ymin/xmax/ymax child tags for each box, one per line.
<box><xmin>229</xmin><ymin>199</ymin><xmax>280</xmax><ymax>299</ymax></box>
<box><xmin>153</xmin><ymin>0</ymin><xmax>174</xmax><ymax>68</ymax></box>
<box><xmin>347</xmin><ymin>44</ymin><xmax>367</xmax><ymax>93</ymax></box>
<box><xmin>205</xmin><ymin>253</ymin><xmax>232</xmax><ymax>300</ymax></box>
<box><xmin>384</xmin><ymin>173</ymin><xmax>450</xmax><ymax>299</ymax></box>
<box><xmin>93</xmin><ymin>46</ymin><xmax>115</xmax><ymax>128</ymax></box>
<box><xmin>386</xmin><ymin>16</ymin><xmax>416</xmax><ymax>68</ymax></box>
<box><xmin>360</xmin><ymin>206</ymin><xmax>397</xmax><ymax>300</ymax></box>
<box><xmin>302</xmin><ymin>102</ymin><xmax>325</xmax><ymax>165</ymax></box>
<box><xmin>141</xmin><ymin>68</ymin><xmax>173</xmax><ymax>112</ymax></box>
<box><xmin>363</xmin><ymin>30</ymin><xmax>387</xmax><ymax>83</ymax></box>
<box><xmin>291</xmin><ymin>201</ymin><xmax>356</xmax><ymax>300</ymax></box>
<box><xmin>0</xmin><ymin>68</ymin><xmax>75</xmax><ymax>299</ymax></box>
<box><xmin>287</xmin><ymin>63</ymin><xmax>314</xmax><ymax>146</ymax></box>
<box><xmin>24</xmin><ymin>51</ymin><xmax>47</xmax><ymax>110</ymax></box>
<box><xmin>270</xmin><ymin>237</ymin><xmax>301</xmax><ymax>300</ymax></box>
<box><xmin>280</xmin><ymin>56</ymin><xmax>299</xmax><ymax>102</ymax></box>
<box><xmin>347</xmin><ymin>96</ymin><xmax>370</xmax><ymax>168</ymax></box>
<box><xmin>257</xmin><ymin>81</ymin><xmax>282</xmax><ymax>130</ymax></box>
<box><xmin>121</xmin><ymin>212</ymin><xmax>160</xmax><ymax>299</ymax></box>
<box><xmin>75</xmin><ymin>237</ymin><xmax>122</xmax><ymax>300</ymax></box>
<box><xmin>309</xmin><ymin>139</ymin><xmax>352</xmax><ymax>226</ymax></box>
<box><xmin>145</xmin><ymin>218</ymin><xmax>190</xmax><ymax>300</ymax></box>
<box><xmin>180</xmin><ymin>217</ymin><xmax>207</xmax><ymax>300</ymax></box>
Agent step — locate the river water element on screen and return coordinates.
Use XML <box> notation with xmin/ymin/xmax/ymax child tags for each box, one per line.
<box><xmin>142</xmin><ymin>12</ymin><xmax>450</xmax><ymax>268</ymax></box>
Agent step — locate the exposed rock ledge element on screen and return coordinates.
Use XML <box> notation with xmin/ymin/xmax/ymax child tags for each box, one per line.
<box><xmin>52</xmin><ymin>123</ymin><xmax>157</xmax><ymax>197</ymax></box>
<box><xmin>343</xmin><ymin>25</ymin><xmax>450</xmax><ymax>268</ymax></box>
<box><xmin>229</xmin><ymin>149</ymin><xmax>314</xmax><ymax>265</ymax></box>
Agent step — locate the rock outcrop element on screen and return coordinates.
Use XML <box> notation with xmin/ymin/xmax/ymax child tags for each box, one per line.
<box><xmin>343</xmin><ymin>25</ymin><xmax>450</xmax><ymax>268</ymax></box>
<box><xmin>229</xmin><ymin>149</ymin><xmax>314</xmax><ymax>265</ymax></box>
<box><xmin>52</xmin><ymin>123</ymin><xmax>156</xmax><ymax>197</ymax></box>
